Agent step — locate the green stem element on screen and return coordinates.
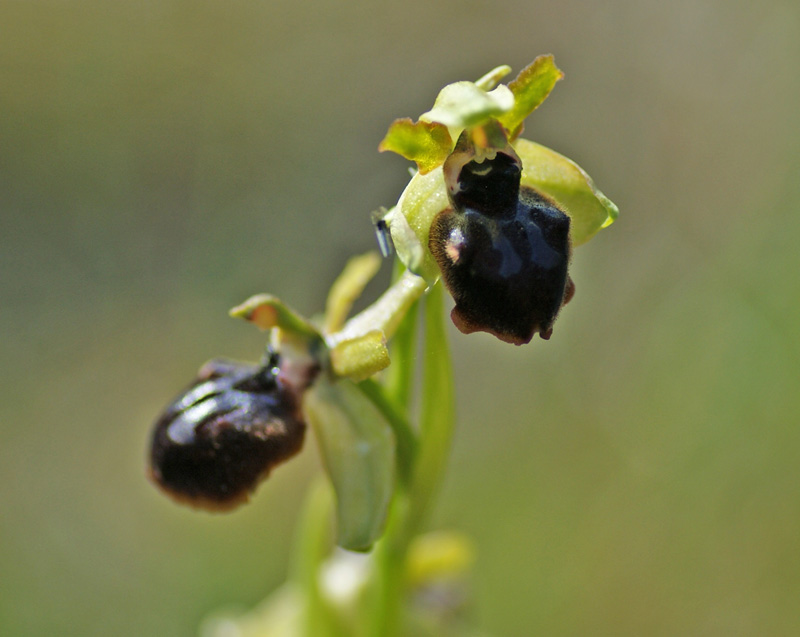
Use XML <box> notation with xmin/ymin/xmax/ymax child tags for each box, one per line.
<box><xmin>405</xmin><ymin>280</ymin><xmax>455</xmax><ymax>537</ymax></box>
<box><xmin>356</xmin><ymin>378</ymin><xmax>417</xmax><ymax>487</ymax></box>
<box><xmin>289</xmin><ymin>479</ymin><xmax>344</xmax><ymax>637</ymax></box>
<box><xmin>364</xmin><ymin>282</ymin><xmax>421</xmax><ymax>637</ymax></box>
<box><xmin>294</xmin><ymin>274</ymin><xmax>454</xmax><ymax>637</ymax></box>
<box><xmin>365</xmin><ymin>494</ymin><xmax>411</xmax><ymax>637</ymax></box>
<box><xmin>384</xmin><ymin>264</ymin><xmax>420</xmax><ymax>409</ymax></box>
<box><xmin>367</xmin><ymin>280</ymin><xmax>455</xmax><ymax>637</ymax></box>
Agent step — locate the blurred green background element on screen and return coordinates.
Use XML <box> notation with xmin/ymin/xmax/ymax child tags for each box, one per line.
<box><xmin>3</xmin><ymin>1</ymin><xmax>799</xmax><ymax>635</ymax></box>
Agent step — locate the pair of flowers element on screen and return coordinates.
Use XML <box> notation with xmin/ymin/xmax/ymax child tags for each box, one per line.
<box><xmin>148</xmin><ymin>56</ymin><xmax>617</xmax><ymax>551</ymax></box>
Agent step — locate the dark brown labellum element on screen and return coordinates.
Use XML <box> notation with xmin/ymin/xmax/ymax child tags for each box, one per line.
<box><xmin>148</xmin><ymin>352</ymin><xmax>306</xmax><ymax>511</ymax></box>
<box><xmin>430</xmin><ymin>135</ymin><xmax>574</xmax><ymax>345</ymax></box>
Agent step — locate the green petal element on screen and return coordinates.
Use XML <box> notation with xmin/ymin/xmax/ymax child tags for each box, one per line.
<box><xmin>324</xmin><ymin>252</ymin><xmax>382</xmax><ymax>333</ymax></box>
<box><xmin>421</xmin><ymin>81</ymin><xmax>514</xmax><ymax>135</ymax></box>
<box><xmin>330</xmin><ymin>269</ymin><xmax>427</xmax><ymax>345</ymax></box>
<box><xmin>303</xmin><ymin>376</ymin><xmax>396</xmax><ymax>552</ymax></box>
<box><xmin>329</xmin><ymin>330</ymin><xmax>390</xmax><ymax>382</ymax></box>
<box><xmin>515</xmin><ymin>138</ymin><xmax>619</xmax><ymax>246</ymax></box>
<box><xmin>498</xmin><ymin>55</ymin><xmax>564</xmax><ymax>140</ymax></box>
<box><xmin>378</xmin><ymin>119</ymin><xmax>453</xmax><ymax>175</ymax></box>
<box><xmin>474</xmin><ymin>64</ymin><xmax>512</xmax><ymax>91</ymax></box>
<box><xmin>229</xmin><ymin>293</ymin><xmax>321</xmax><ymax>340</ymax></box>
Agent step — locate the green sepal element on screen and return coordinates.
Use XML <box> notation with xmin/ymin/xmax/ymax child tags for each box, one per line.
<box><xmin>229</xmin><ymin>294</ymin><xmax>321</xmax><ymax>340</ymax></box>
<box><xmin>378</xmin><ymin>119</ymin><xmax>453</xmax><ymax>175</ymax></box>
<box><xmin>497</xmin><ymin>55</ymin><xmax>563</xmax><ymax>140</ymax></box>
<box><xmin>303</xmin><ymin>376</ymin><xmax>396</xmax><ymax>552</ymax></box>
<box><xmin>515</xmin><ymin>138</ymin><xmax>619</xmax><ymax>246</ymax></box>
<box><xmin>384</xmin><ymin>169</ymin><xmax>448</xmax><ymax>281</ymax></box>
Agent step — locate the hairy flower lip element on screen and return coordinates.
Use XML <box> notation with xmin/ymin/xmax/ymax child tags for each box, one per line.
<box><xmin>431</xmin><ymin>138</ymin><xmax>574</xmax><ymax>345</ymax></box>
<box><xmin>148</xmin><ymin>354</ymin><xmax>307</xmax><ymax>511</ymax></box>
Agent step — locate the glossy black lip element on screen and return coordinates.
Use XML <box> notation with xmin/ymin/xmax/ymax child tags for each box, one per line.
<box><xmin>148</xmin><ymin>355</ymin><xmax>306</xmax><ymax>510</ymax></box>
<box><xmin>431</xmin><ymin>137</ymin><xmax>573</xmax><ymax>345</ymax></box>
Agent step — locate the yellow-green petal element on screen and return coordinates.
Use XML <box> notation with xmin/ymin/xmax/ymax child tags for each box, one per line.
<box><xmin>229</xmin><ymin>293</ymin><xmax>321</xmax><ymax>340</ymax></box>
<box><xmin>498</xmin><ymin>55</ymin><xmax>564</xmax><ymax>140</ymax></box>
<box><xmin>421</xmin><ymin>82</ymin><xmax>514</xmax><ymax>136</ymax></box>
<box><xmin>515</xmin><ymin>138</ymin><xmax>619</xmax><ymax>246</ymax></box>
<box><xmin>329</xmin><ymin>330</ymin><xmax>390</xmax><ymax>382</ymax></box>
<box><xmin>324</xmin><ymin>252</ymin><xmax>382</xmax><ymax>333</ymax></box>
<box><xmin>474</xmin><ymin>64</ymin><xmax>512</xmax><ymax>91</ymax></box>
<box><xmin>378</xmin><ymin>119</ymin><xmax>453</xmax><ymax>175</ymax></box>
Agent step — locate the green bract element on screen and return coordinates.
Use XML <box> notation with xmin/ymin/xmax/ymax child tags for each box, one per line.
<box><xmin>303</xmin><ymin>376</ymin><xmax>395</xmax><ymax>552</ymax></box>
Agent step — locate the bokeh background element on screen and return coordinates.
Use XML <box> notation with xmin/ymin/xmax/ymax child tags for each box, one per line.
<box><xmin>3</xmin><ymin>1</ymin><xmax>799</xmax><ymax>635</ymax></box>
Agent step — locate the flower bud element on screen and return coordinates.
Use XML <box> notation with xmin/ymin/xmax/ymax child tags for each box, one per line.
<box><xmin>148</xmin><ymin>353</ymin><xmax>306</xmax><ymax>510</ymax></box>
